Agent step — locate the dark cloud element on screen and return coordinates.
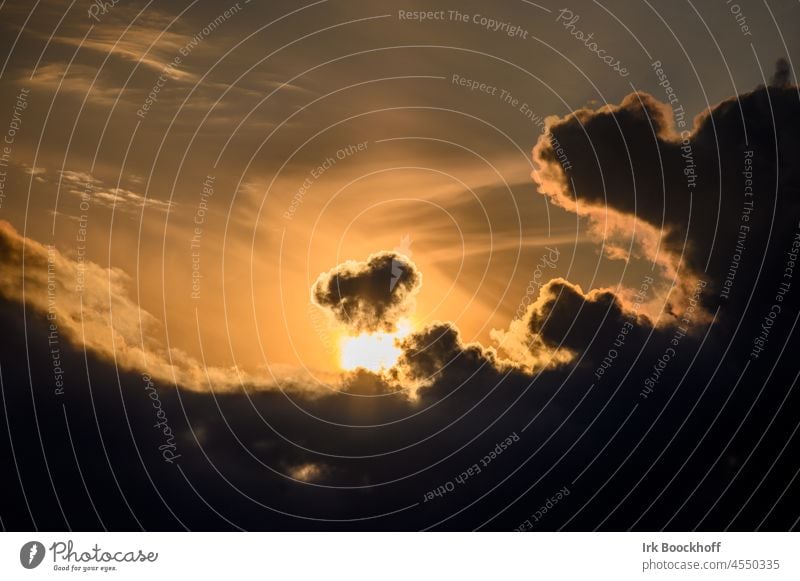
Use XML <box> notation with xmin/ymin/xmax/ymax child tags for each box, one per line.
<box><xmin>390</xmin><ymin>322</ymin><xmax>501</xmax><ymax>395</ymax></box>
<box><xmin>533</xmin><ymin>85</ymin><xmax>800</xmax><ymax>320</ymax></box>
<box><xmin>5</xmin><ymin>268</ymin><xmax>799</xmax><ymax>532</ymax></box>
<box><xmin>0</xmin><ymin>292</ymin><xmax>567</xmax><ymax>530</ymax></box>
<box><xmin>527</xmin><ymin>278</ymin><xmax>653</xmax><ymax>352</ymax></box>
<box><xmin>770</xmin><ymin>57</ymin><xmax>792</xmax><ymax>88</ymax></box>
<box><xmin>312</xmin><ymin>252</ymin><xmax>422</xmax><ymax>333</ymax></box>
<box><xmin>534</xmin><ymin>91</ymin><xmax>677</xmax><ymax>221</ymax></box>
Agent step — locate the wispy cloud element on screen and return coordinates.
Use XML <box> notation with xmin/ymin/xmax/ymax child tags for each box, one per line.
<box><xmin>56</xmin><ymin>169</ymin><xmax>173</xmax><ymax>214</ymax></box>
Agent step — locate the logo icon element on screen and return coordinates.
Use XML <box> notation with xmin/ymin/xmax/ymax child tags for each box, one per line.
<box><xmin>20</xmin><ymin>541</ymin><xmax>45</xmax><ymax>569</ymax></box>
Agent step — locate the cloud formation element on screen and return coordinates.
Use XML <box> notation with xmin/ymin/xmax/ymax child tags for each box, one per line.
<box><xmin>389</xmin><ymin>321</ymin><xmax>504</xmax><ymax>395</ymax></box>
<box><xmin>312</xmin><ymin>251</ymin><xmax>422</xmax><ymax>333</ymax></box>
<box><xmin>0</xmin><ymin>220</ymin><xmax>316</xmax><ymax>394</ymax></box>
<box><xmin>532</xmin><ymin>80</ymin><xmax>800</xmax><ymax>322</ymax></box>
<box><xmin>525</xmin><ymin>279</ymin><xmax>652</xmax><ymax>351</ymax></box>
<box><xmin>770</xmin><ymin>57</ymin><xmax>792</xmax><ymax>88</ymax></box>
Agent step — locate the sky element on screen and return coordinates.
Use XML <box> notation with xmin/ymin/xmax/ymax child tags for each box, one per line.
<box><xmin>1</xmin><ymin>0</ymin><xmax>799</xmax><ymax>531</ymax></box>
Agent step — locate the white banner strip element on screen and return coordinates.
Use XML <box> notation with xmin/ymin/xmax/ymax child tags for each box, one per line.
<box><xmin>1</xmin><ymin>532</ymin><xmax>797</xmax><ymax>580</ymax></box>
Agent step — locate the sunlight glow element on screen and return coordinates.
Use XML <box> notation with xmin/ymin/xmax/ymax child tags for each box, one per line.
<box><xmin>339</xmin><ymin>319</ymin><xmax>413</xmax><ymax>372</ymax></box>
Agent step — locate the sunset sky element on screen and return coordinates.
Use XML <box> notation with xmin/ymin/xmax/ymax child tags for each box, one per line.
<box><xmin>1</xmin><ymin>0</ymin><xmax>800</xmax><ymax>531</ymax></box>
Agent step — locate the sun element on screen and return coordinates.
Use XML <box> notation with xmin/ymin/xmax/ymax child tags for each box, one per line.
<box><xmin>339</xmin><ymin>319</ymin><xmax>413</xmax><ymax>372</ymax></box>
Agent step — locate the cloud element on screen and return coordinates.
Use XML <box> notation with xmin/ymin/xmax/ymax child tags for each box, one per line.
<box><xmin>55</xmin><ymin>170</ymin><xmax>173</xmax><ymax>213</ymax></box>
<box><xmin>490</xmin><ymin>277</ymin><xmax>658</xmax><ymax>373</ymax></box>
<box><xmin>312</xmin><ymin>252</ymin><xmax>422</xmax><ymax>333</ymax></box>
<box><xmin>769</xmin><ymin>57</ymin><xmax>792</xmax><ymax>88</ymax></box>
<box><xmin>24</xmin><ymin>4</ymin><xmax>197</xmax><ymax>81</ymax></box>
<box><xmin>287</xmin><ymin>463</ymin><xmax>326</xmax><ymax>483</ymax></box>
<box><xmin>389</xmin><ymin>321</ymin><xmax>503</xmax><ymax>395</ymax></box>
<box><xmin>0</xmin><ymin>220</ymin><xmax>319</xmax><ymax>394</ymax></box>
<box><xmin>310</xmin><ymin>254</ymin><xmax>593</xmax><ymax>386</ymax></box>
<box><xmin>532</xmin><ymin>84</ymin><xmax>800</xmax><ymax>322</ymax></box>
<box><xmin>27</xmin><ymin>63</ymin><xmax>123</xmax><ymax>106</ymax></box>
<box><xmin>532</xmin><ymin>93</ymin><xmax>692</xmax><ymax>314</ymax></box>
<box><xmin>87</xmin><ymin>186</ymin><xmax>173</xmax><ymax>213</ymax></box>
<box><xmin>525</xmin><ymin>278</ymin><xmax>652</xmax><ymax>352</ymax></box>
<box><xmin>49</xmin><ymin>26</ymin><xmax>193</xmax><ymax>81</ymax></box>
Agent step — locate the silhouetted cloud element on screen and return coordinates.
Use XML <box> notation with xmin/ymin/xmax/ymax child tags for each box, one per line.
<box><xmin>770</xmin><ymin>57</ymin><xmax>792</xmax><ymax>88</ymax></box>
<box><xmin>533</xmin><ymin>84</ymin><xmax>800</xmax><ymax>321</ymax></box>
<box><xmin>312</xmin><ymin>252</ymin><xmax>422</xmax><ymax>332</ymax></box>
<box><xmin>390</xmin><ymin>321</ymin><xmax>502</xmax><ymax>393</ymax></box>
<box><xmin>526</xmin><ymin>278</ymin><xmax>652</xmax><ymax>351</ymax></box>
